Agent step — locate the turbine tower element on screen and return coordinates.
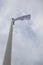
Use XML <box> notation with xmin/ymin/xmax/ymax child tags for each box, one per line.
<box><xmin>2</xmin><ymin>14</ymin><xmax>31</xmax><ymax>65</ymax></box>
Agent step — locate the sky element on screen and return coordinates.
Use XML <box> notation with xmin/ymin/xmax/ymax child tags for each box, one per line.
<box><xmin>0</xmin><ymin>0</ymin><xmax>43</xmax><ymax>65</ymax></box>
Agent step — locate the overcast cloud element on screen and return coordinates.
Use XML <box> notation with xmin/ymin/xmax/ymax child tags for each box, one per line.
<box><xmin>0</xmin><ymin>0</ymin><xmax>43</xmax><ymax>65</ymax></box>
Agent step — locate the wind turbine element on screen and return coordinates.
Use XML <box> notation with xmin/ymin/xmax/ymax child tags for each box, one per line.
<box><xmin>3</xmin><ymin>14</ymin><xmax>31</xmax><ymax>65</ymax></box>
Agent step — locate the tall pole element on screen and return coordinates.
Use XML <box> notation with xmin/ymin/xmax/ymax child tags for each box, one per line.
<box><xmin>3</xmin><ymin>20</ymin><xmax>13</xmax><ymax>65</ymax></box>
<box><xmin>2</xmin><ymin>14</ymin><xmax>31</xmax><ymax>65</ymax></box>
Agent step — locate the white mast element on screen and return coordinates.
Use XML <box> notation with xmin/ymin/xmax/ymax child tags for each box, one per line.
<box><xmin>3</xmin><ymin>19</ymin><xmax>14</xmax><ymax>65</ymax></box>
<box><xmin>2</xmin><ymin>14</ymin><xmax>31</xmax><ymax>65</ymax></box>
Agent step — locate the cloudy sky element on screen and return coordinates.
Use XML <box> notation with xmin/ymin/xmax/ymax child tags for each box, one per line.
<box><xmin>0</xmin><ymin>0</ymin><xmax>43</xmax><ymax>65</ymax></box>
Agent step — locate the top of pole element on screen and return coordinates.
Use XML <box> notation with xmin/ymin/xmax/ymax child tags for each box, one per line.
<box><xmin>12</xmin><ymin>18</ymin><xmax>15</xmax><ymax>25</ymax></box>
<box><xmin>12</xmin><ymin>14</ymin><xmax>31</xmax><ymax>25</ymax></box>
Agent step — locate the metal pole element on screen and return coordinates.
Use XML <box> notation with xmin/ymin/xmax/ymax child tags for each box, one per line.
<box><xmin>3</xmin><ymin>20</ymin><xmax>13</xmax><ymax>65</ymax></box>
<box><xmin>2</xmin><ymin>14</ymin><xmax>31</xmax><ymax>65</ymax></box>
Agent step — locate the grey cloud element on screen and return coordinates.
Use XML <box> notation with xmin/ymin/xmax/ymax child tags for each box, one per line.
<box><xmin>0</xmin><ymin>0</ymin><xmax>43</xmax><ymax>65</ymax></box>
